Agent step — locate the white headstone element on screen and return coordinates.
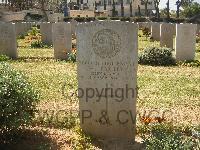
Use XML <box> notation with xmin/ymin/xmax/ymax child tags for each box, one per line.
<box><xmin>175</xmin><ymin>24</ymin><xmax>197</xmax><ymax>61</ymax></box>
<box><xmin>40</xmin><ymin>22</ymin><xmax>53</xmax><ymax>45</ymax></box>
<box><xmin>151</xmin><ymin>22</ymin><xmax>160</xmax><ymax>41</ymax></box>
<box><xmin>0</xmin><ymin>23</ymin><xmax>17</xmax><ymax>59</ymax></box>
<box><xmin>77</xmin><ymin>21</ymin><xmax>138</xmax><ymax>148</ymax></box>
<box><xmin>52</xmin><ymin>22</ymin><xmax>72</xmax><ymax>60</ymax></box>
<box><xmin>160</xmin><ymin>23</ymin><xmax>175</xmax><ymax>49</ymax></box>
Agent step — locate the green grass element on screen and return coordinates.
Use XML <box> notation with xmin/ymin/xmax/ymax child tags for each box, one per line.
<box><xmin>3</xmin><ymin>31</ymin><xmax>200</xmax><ymax>149</ymax></box>
<box><xmin>11</xmin><ymin>31</ymin><xmax>200</xmax><ymax>123</ymax></box>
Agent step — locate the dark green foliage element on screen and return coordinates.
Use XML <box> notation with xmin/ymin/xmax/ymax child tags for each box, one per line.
<box><xmin>0</xmin><ymin>63</ymin><xmax>39</xmax><ymax>133</ymax></box>
<box><xmin>63</xmin><ymin>17</ymin><xmax>73</xmax><ymax>22</ymax></box>
<box><xmin>0</xmin><ymin>55</ymin><xmax>10</xmax><ymax>62</ymax></box>
<box><xmin>28</xmin><ymin>27</ymin><xmax>40</xmax><ymax>36</ymax></box>
<box><xmin>97</xmin><ymin>17</ymin><xmax>108</xmax><ymax>20</ymax></box>
<box><xmin>74</xmin><ymin>17</ymin><xmax>85</xmax><ymax>22</ymax></box>
<box><xmin>85</xmin><ymin>17</ymin><xmax>96</xmax><ymax>22</ymax></box>
<box><xmin>142</xmin><ymin>27</ymin><xmax>151</xmax><ymax>40</ymax></box>
<box><xmin>18</xmin><ymin>34</ymin><xmax>25</xmax><ymax>39</ymax></box>
<box><xmin>30</xmin><ymin>40</ymin><xmax>45</xmax><ymax>48</ymax></box>
<box><xmin>182</xmin><ymin>2</ymin><xmax>200</xmax><ymax>18</ymax></box>
<box><xmin>133</xmin><ymin>17</ymin><xmax>147</xmax><ymax>22</ymax></box>
<box><xmin>149</xmin><ymin>17</ymin><xmax>163</xmax><ymax>22</ymax></box>
<box><xmin>177</xmin><ymin>60</ymin><xmax>200</xmax><ymax>67</ymax></box>
<box><xmin>143</xmin><ymin>124</ymin><xmax>200</xmax><ymax>150</ymax></box>
<box><xmin>110</xmin><ymin>17</ymin><xmax>120</xmax><ymax>20</ymax></box>
<box><xmin>139</xmin><ymin>47</ymin><xmax>176</xmax><ymax>66</ymax></box>
<box><xmin>120</xmin><ymin>17</ymin><xmax>130</xmax><ymax>21</ymax></box>
<box><xmin>25</xmin><ymin>14</ymin><xmax>43</xmax><ymax>21</ymax></box>
<box><xmin>67</xmin><ymin>52</ymin><xmax>76</xmax><ymax>63</ymax></box>
<box><xmin>196</xmin><ymin>36</ymin><xmax>200</xmax><ymax>43</ymax></box>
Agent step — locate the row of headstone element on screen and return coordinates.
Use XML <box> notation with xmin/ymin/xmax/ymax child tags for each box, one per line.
<box><xmin>139</xmin><ymin>22</ymin><xmax>197</xmax><ymax>61</ymax></box>
<box><xmin>160</xmin><ymin>23</ymin><xmax>197</xmax><ymax>61</ymax></box>
<box><xmin>0</xmin><ymin>21</ymin><xmax>198</xmax><ymax>148</ymax></box>
<box><xmin>0</xmin><ymin>21</ymin><xmax>198</xmax><ymax>62</ymax></box>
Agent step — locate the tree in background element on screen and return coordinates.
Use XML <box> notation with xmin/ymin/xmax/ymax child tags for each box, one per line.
<box><xmin>138</xmin><ymin>5</ymin><xmax>141</xmax><ymax>17</ymax></box>
<box><xmin>176</xmin><ymin>0</ymin><xmax>181</xmax><ymax>18</ymax></box>
<box><xmin>182</xmin><ymin>2</ymin><xmax>200</xmax><ymax>18</ymax></box>
<box><xmin>141</xmin><ymin>0</ymin><xmax>149</xmax><ymax>17</ymax></box>
<box><xmin>130</xmin><ymin>1</ymin><xmax>133</xmax><ymax>17</ymax></box>
<box><xmin>154</xmin><ymin>0</ymin><xmax>160</xmax><ymax>18</ymax></box>
<box><xmin>176</xmin><ymin>0</ymin><xmax>193</xmax><ymax>18</ymax></box>
<box><xmin>104</xmin><ymin>0</ymin><xmax>107</xmax><ymax>10</ymax></box>
<box><xmin>94</xmin><ymin>1</ymin><xmax>97</xmax><ymax>11</ymax></box>
<box><xmin>121</xmin><ymin>0</ymin><xmax>124</xmax><ymax>17</ymax></box>
<box><xmin>112</xmin><ymin>0</ymin><xmax>116</xmax><ymax>17</ymax></box>
<box><xmin>166</xmin><ymin>0</ymin><xmax>170</xmax><ymax>19</ymax></box>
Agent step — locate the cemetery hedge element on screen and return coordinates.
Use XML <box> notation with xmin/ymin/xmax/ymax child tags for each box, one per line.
<box><xmin>0</xmin><ymin>63</ymin><xmax>39</xmax><ymax>133</ymax></box>
<box><xmin>141</xmin><ymin>124</ymin><xmax>200</xmax><ymax>150</ymax></box>
<box><xmin>62</xmin><ymin>17</ymin><xmax>190</xmax><ymax>24</ymax></box>
<box><xmin>139</xmin><ymin>47</ymin><xmax>176</xmax><ymax>66</ymax></box>
<box><xmin>120</xmin><ymin>17</ymin><xmax>131</xmax><ymax>21</ymax></box>
<box><xmin>85</xmin><ymin>17</ymin><xmax>96</xmax><ymax>22</ymax></box>
<box><xmin>97</xmin><ymin>17</ymin><xmax>108</xmax><ymax>20</ymax></box>
<box><xmin>63</xmin><ymin>17</ymin><xmax>73</xmax><ymax>22</ymax></box>
<box><xmin>74</xmin><ymin>17</ymin><xmax>86</xmax><ymax>22</ymax></box>
<box><xmin>110</xmin><ymin>17</ymin><xmax>120</xmax><ymax>20</ymax></box>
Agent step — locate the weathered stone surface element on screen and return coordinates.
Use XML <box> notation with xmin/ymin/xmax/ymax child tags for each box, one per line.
<box><xmin>151</xmin><ymin>22</ymin><xmax>160</xmax><ymax>41</ymax></box>
<box><xmin>172</xmin><ymin>23</ymin><xmax>176</xmax><ymax>36</ymax></box>
<box><xmin>70</xmin><ymin>20</ymin><xmax>78</xmax><ymax>35</ymax></box>
<box><xmin>175</xmin><ymin>24</ymin><xmax>197</xmax><ymax>61</ymax></box>
<box><xmin>160</xmin><ymin>23</ymin><xmax>175</xmax><ymax>49</ymax></box>
<box><xmin>52</xmin><ymin>22</ymin><xmax>72</xmax><ymax>60</ymax></box>
<box><xmin>40</xmin><ymin>22</ymin><xmax>53</xmax><ymax>45</ymax></box>
<box><xmin>0</xmin><ymin>23</ymin><xmax>17</xmax><ymax>59</ymax></box>
<box><xmin>196</xmin><ymin>24</ymin><xmax>200</xmax><ymax>34</ymax></box>
<box><xmin>77</xmin><ymin>21</ymin><xmax>138</xmax><ymax>143</ymax></box>
<box><xmin>15</xmin><ymin>22</ymin><xmax>26</xmax><ymax>36</ymax></box>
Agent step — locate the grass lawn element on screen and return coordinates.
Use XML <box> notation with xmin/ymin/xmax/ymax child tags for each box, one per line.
<box><xmin>2</xmin><ymin>30</ymin><xmax>200</xmax><ymax>149</ymax></box>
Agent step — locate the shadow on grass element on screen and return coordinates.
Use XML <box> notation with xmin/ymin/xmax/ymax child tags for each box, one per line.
<box><xmin>0</xmin><ymin>129</ymin><xmax>59</xmax><ymax>150</ymax></box>
<box><xmin>17</xmin><ymin>57</ymin><xmax>55</xmax><ymax>62</ymax></box>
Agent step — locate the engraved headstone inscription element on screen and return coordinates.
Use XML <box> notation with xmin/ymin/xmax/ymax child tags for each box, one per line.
<box><xmin>77</xmin><ymin>21</ymin><xmax>138</xmax><ymax>149</ymax></box>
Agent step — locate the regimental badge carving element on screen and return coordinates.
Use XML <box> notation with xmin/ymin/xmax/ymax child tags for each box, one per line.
<box><xmin>92</xmin><ymin>29</ymin><xmax>121</xmax><ymax>59</ymax></box>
